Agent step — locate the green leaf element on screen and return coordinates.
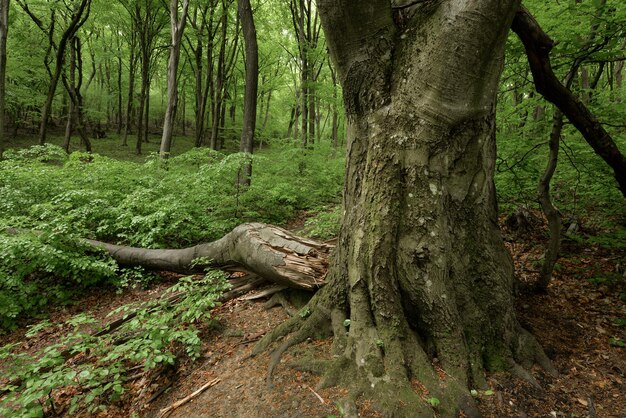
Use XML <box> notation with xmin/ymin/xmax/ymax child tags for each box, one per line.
<box><xmin>427</xmin><ymin>397</ymin><xmax>440</xmax><ymax>407</ymax></box>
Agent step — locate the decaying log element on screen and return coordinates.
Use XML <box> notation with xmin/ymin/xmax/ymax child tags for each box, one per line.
<box><xmin>87</xmin><ymin>223</ymin><xmax>333</xmax><ymax>291</ymax></box>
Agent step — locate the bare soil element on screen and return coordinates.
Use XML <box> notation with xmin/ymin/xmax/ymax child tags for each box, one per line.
<box><xmin>1</xmin><ymin>222</ymin><xmax>625</xmax><ymax>418</ymax></box>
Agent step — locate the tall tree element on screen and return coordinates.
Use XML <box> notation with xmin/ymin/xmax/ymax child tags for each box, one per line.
<box><xmin>288</xmin><ymin>0</ymin><xmax>322</xmax><ymax>147</ymax></box>
<box><xmin>120</xmin><ymin>22</ymin><xmax>138</xmax><ymax>146</ymax></box>
<box><xmin>159</xmin><ymin>0</ymin><xmax>189</xmax><ymax>159</ymax></box>
<box><xmin>209</xmin><ymin>0</ymin><xmax>239</xmax><ymax>151</ymax></box>
<box><xmin>120</xmin><ymin>0</ymin><xmax>166</xmax><ymax>155</ymax></box>
<box><xmin>0</xmin><ymin>0</ymin><xmax>8</xmax><ymax>158</ymax></box>
<box><xmin>253</xmin><ymin>1</ymin><xmax>555</xmax><ymax>415</ymax></box>
<box><xmin>61</xmin><ymin>36</ymin><xmax>93</xmax><ymax>153</ymax></box>
<box><xmin>16</xmin><ymin>0</ymin><xmax>91</xmax><ymax>145</ymax></box>
<box><xmin>236</xmin><ymin>0</ymin><xmax>257</xmax><ymax>185</ymax></box>
<box><xmin>184</xmin><ymin>1</ymin><xmax>216</xmax><ymax>147</ymax></box>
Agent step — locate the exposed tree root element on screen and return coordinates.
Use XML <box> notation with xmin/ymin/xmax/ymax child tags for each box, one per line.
<box><xmin>254</xmin><ymin>283</ymin><xmax>557</xmax><ymax>418</ymax></box>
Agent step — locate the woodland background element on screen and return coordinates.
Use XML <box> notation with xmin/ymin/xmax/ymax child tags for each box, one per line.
<box><xmin>0</xmin><ymin>0</ymin><xmax>624</xmax><ymax>416</ymax></box>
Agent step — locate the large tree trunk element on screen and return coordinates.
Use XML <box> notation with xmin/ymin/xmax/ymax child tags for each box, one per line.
<box><xmin>253</xmin><ymin>1</ymin><xmax>554</xmax><ymax>416</ymax></box>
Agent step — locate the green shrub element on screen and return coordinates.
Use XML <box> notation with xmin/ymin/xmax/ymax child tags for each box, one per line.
<box><xmin>0</xmin><ymin>270</ymin><xmax>228</xmax><ymax>416</ymax></box>
<box><xmin>0</xmin><ymin>143</ymin><xmax>345</xmax><ymax>328</ymax></box>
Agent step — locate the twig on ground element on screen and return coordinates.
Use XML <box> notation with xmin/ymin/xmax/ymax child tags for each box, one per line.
<box><xmin>305</xmin><ymin>384</ymin><xmax>325</xmax><ymax>404</ymax></box>
<box><xmin>158</xmin><ymin>378</ymin><xmax>220</xmax><ymax>418</ymax></box>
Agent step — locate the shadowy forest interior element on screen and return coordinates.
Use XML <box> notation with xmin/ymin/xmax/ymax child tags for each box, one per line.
<box><xmin>0</xmin><ymin>0</ymin><xmax>625</xmax><ymax>417</ymax></box>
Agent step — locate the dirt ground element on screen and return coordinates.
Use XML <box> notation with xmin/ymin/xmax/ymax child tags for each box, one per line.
<box><xmin>1</xmin><ymin>223</ymin><xmax>625</xmax><ymax>417</ymax></box>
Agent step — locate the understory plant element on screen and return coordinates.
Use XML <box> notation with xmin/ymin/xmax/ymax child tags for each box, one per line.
<box><xmin>0</xmin><ymin>270</ymin><xmax>229</xmax><ymax>416</ymax></box>
<box><xmin>0</xmin><ymin>143</ymin><xmax>344</xmax><ymax>328</ymax></box>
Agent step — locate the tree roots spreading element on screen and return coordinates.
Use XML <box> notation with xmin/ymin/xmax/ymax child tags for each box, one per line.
<box><xmin>253</xmin><ymin>282</ymin><xmax>557</xmax><ymax>418</ymax></box>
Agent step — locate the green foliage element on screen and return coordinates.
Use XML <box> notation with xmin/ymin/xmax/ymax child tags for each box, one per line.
<box><xmin>587</xmin><ymin>272</ymin><xmax>624</xmax><ymax>287</ymax></box>
<box><xmin>615</xmin><ymin>318</ymin><xmax>626</xmax><ymax>327</ymax></box>
<box><xmin>301</xmin><ymin>206</ymin><xmax>341</xmax><ymax>240</ymax></box>
<box><xmin>299</xmin><ymin>307</ymin><xmax>312</xmax><ymax>319</ymax></box>
<box><xmin>496</xmin><ymin>0</ymin><xmax>626</xmax><ymax>222</ymax></box>
<box><xmin>0</xmin><ymin>143</ymin><xmax>344</xmax><ymax>329</ymax></box>
<box><xmin>0</xmin><ymin>270</ymin><xmax>229</xmax><ymax>416</ymax></box>
<box><xmin>427</xmin><ymin>397</ymin><xmax>440</xmax><ymax>407</ymax></box>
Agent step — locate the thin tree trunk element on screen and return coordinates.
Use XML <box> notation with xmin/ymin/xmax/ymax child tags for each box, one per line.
<box><xmin>0</xmin><ymin>0</ymin><xmax>8</xmax><ymax>159</ymax></box>
<box><xmin>210</xmin><ymin>0</ymin><xmax>228</xmax><ymax>150</ymax></box>
<box><xmin>237</xmin><ymin>0</ymin><xmax>258</xmax><ymax>186</ymax></box>
<box><xmin>136</xmin><ymin>55</ymin><xmax>148</xmax><ymax>155</ymax></box>
<box><xmin>122</xmin><ymin>34</ymin><xmax>136</xmax><ymax>146</ymax></box>
<box><xmin>330</xmin><ymin>63</ymin><xmax>338</xmax><ymax>148</ymax></box>
<box><xmin>160</xmin><ymin>0</ymin><xmax>190</xmax><ymax>160</ymax></box>
<box><xmin>537</xmin><ymin>108</ymin><xmax>563</xmax><ymax>291</ymax></box>
<box><xmin>116</xmin><ymin>51</ymin><xmax>123</xmax><ymax>135</ymax></box>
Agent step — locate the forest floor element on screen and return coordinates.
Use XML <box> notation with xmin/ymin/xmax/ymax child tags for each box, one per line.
<box><xmin>1</xmin><ymin>215</ymin><xmax>625</xmax><ymax>417</ymax></box>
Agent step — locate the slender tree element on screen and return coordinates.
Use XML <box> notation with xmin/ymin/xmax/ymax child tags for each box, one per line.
<box><xmin>0</xmin><ymin>0</ymin><xmax>8</xmax><ymax>158</ymax></box>
<box><xmin>512</xmin><ymin>8</ymin><xmax>626</xmax><ymax>198</ymax></box>
<box><xmin>159</xmin><ymin>0</ymin><xmax>189</xmax><ymax>159</ymax></box>
<box><xmin>237</xmin><ymin>0</ymin><xmax>257</xmax><ymax>186</ymax></box>
<box><xmin>61</xmin><ymin>36</ymin><xmax>92</xmax><ymax>153</ymax></box>
<box><xmin>16</xmin><ymin>0</ymin><xmax>91</xmax><ymax>145</ymax></box>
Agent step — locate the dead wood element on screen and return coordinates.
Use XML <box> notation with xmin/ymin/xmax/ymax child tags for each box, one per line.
<box><xmin>86</xmin><ymin>223</ymin><xmax>333</xmax><ymax>291</ymax></box>
<box><xmin>157</xmin><ymin>378</ymin><xmax>220</xmax><ymax>418</ymax></box>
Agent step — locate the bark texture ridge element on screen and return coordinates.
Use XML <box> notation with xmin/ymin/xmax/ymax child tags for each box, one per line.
<box><xmin>253</xmin><ymin>1</ymin><xmax>556</xmax><ymax>416</ymax></box>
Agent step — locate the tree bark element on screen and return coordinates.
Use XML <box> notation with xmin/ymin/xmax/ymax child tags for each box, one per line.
<box><xmin>252</xmin><ymin>1</ymin><xmax>555</xmax><ymax>416</ymax></box>
<box><xmin>160</xmin><ymin>0</ymin><xmax>190</xmax><ymax>160</ymax></box>
<box><xmin>237</xmin><ymin>0</ymin><xmax>258</xmax><ymax>186</ymax></box>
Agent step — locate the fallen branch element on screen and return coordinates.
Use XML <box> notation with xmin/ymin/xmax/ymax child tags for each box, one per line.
<box><xmin>87</xmin><ymin>223</ymin><xmax>332</xmax><ymax>290</ymax></box>
<box><xmin>158</xmin><ymin>378</ymin><xmax>220</xmax><ymax>418</ymax></box>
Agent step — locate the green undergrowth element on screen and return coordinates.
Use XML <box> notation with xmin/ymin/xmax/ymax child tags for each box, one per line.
<box><xmin>0</xmin><ymin>270</ymin><xmax>228</xmax><ymax>417</ymax></box>
<box><xmin>300</xmin><ymin>205</ymin><xmax>342</xmax><ymax>241</ymax></box>
<box><xmin>0</xmin><ymin>142</ymin><xmax>344</xmax><ymax>329</ymax></box>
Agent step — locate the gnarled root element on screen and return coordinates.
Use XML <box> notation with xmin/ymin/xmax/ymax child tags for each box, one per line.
<box><xmin>253</xmin><ymin>285</ymin><xmax>556</xmax><ymax>418</ymax></box>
